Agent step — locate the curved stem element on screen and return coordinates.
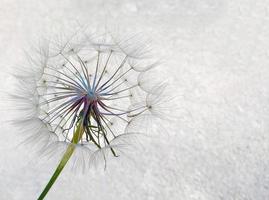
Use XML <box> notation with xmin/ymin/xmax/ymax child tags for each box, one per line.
<box><xmin>37</xmin><ymin>120</ymin><xmax>84</xmax><ymax>200</ymax></box>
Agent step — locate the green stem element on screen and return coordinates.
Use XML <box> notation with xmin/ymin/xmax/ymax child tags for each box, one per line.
<box><xmin>37</xmin><ymin>121</ymin><xmax>84</xmax><ymax>200</ymax></box>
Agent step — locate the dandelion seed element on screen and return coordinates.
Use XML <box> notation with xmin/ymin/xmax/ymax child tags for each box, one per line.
<box><xmin>7</xmin><ymin>26</ymin><xmax>170</xmax><ymax>199</ymax></box>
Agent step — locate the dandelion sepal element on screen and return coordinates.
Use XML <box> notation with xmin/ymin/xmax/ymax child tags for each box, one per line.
<box><xmin>37</xmin><ymin>120</ymin><xmax>84</xmax><ymax>200</ymax></box>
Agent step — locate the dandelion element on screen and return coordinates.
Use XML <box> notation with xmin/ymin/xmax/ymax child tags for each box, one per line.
<box><xmin>7</xmin><ymin>26</ymin><xmax>170</xmax><ymax>199</ymax></box>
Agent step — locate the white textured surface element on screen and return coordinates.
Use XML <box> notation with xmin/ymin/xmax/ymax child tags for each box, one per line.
<box><xmin>1</xmin><ymin>0</ymin><xmax>269</xmax><ymax>199</ymax></box>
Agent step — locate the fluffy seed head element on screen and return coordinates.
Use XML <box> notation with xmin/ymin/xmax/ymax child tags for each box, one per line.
<box><xmin>7</xmin><ymin>27</ymin><xmax>171</xmax><ymax>169</ymax></box>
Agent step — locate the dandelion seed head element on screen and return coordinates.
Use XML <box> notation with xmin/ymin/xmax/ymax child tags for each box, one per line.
<box><xmin>8</xmin><ymin>26</ymin><xmax>173</xmax><ymax>169</ymax></box>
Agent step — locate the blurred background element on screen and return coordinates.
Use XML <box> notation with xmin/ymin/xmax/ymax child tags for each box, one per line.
<box><xmin>0</xmin><ymin>0</ymin><xmax>269</xmax><ymax>199</ymax></box>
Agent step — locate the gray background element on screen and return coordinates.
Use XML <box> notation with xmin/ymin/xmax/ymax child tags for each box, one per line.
<box><xmin>0</xmin><ymin>0</ymin><xmax>269</xmax><ymax>199</ymax></box>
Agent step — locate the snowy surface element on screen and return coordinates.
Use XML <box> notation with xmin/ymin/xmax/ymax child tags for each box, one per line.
<box><xmin>1</xmin><ymin>0</ymin><xmax>269</xmax><ymax>199</ymax></box>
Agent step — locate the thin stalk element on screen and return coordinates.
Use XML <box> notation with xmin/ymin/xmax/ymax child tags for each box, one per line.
<box><xmin>37</xmin><ymin>120</ymin><xmax>84</xmax><ymax>200</ymax></box>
